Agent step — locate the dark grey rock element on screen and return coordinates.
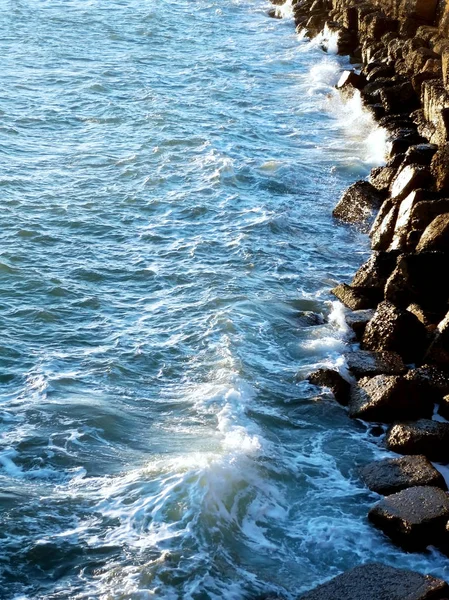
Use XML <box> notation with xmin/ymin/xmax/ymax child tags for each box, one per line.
<box><xmin>308</xmin><ymin>368</ymin><xmax>351</xmax><ymax>406</ymax></box>
<box><xmin>331</xmin><ymin>283</ymin><xmax>380</xmax><ymax>311</ymax></box>
<box><xmin>351</xmin><ymin>251</ymin><xmax>399</xmax><ymax>291</ymax></box>
<box><xmin>390</xmin><ymin>164</ymin><xmax>433</xmax><ymax>202</ymax></box>
<box><xmin>298</xmin><ymin>562</ymin><xmax>449</xmax><ymax>600</ymax></box>
<box><xmin>344</xmin><ymin>350</ymin><xmax>406</xmax><ymax>378</ymax></box>
<box><xmin>386</xmin><ymin>419</ymin><xmax>449</xmax><ymax>462</ymax></box>
<box><xmin>427</xmin><ymin>311</ymin><xmax>449</xmax><ymax>366</ymax></box>
<box><xmin>360</xmin><ymin>455</ymin><xmax>447</xmax><ymax>495</ymax></box>
<box><xmin>368</xmin><ymin>486</ymin><xmax>449</xmax><ymax>550</ymax></box>
<box><xmin>297</xmin><ymin>311</ymin><xmax>325</xmax><ymax>327</ymax></box>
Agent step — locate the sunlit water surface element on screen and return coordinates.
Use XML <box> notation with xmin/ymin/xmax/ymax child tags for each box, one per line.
<box><xmin>1</xmin><ymin>1</ymin><xmax>448</xmax><ymax>599</ymax></box>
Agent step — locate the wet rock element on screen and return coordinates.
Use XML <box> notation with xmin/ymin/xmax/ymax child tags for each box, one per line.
<box><xmin>298</xmin><ymin>562</ymin><xmax>449</xmax><ymax>600</ymax></box>
<box><xmin>344</xmin><ymin>350</ymin><xmax>406</xmax><ymax>378</ymax></box>
<box><xmin>362</xmin><ymin>301</ymin><xmax>428</xmax><ymax>364</ymax></box>
<box><xmin>308</xmin><ymin>369</ymin><xmax>351</xmax><ymax>406</ymax></box>
<box><xmin>427</xmin><ymin>311</ymin><xmax>449</xmax><ymax>366</ymax></box>
<box><xmin>390</xmin><ymin>164</ymin><xmax>433</xmax><ymax>202</ymax></box>
<box><xmin>368</xmin><ymin>485</ymin><xmax>449</xmax><ymax>551</ymax></box>
<box><xmin>348</xmin><ymin>374</ymin><xmax>433</xmax><ymax>422</ymax></box>
<box><xmin>416</xmin><ymin>213</ymin><xmax>449</xmax><ymax>252</ymax></box>
<box><xmin>297</xmin><ymin>311</ymin><xmax>325</xmax><ymax>327</ymax></box>
<box><xmin>331</xmin><ymin>283</ymin><xmax>380</xmax><ymax>311</ymax></box>
<box><xmin>386</xmin><ymin>419</ymin><xmax>449</xmax><ymax>462</ymax></box>
<box><xmin>402</xmin><ymin>143</ymin><xmax>438</xmax><ymax>167</ymax></box>
<box><xmin>345</xmin><ymin>309</ymin><xmax>375</xmax><ymax>339</ymax></box>
<box><xmin>411</xmin><ymin>199</ymin><xmax>449</xmax><ymax>231</ymax></box>
<box><xmin>333</xmin><ymin>181</ymin><xmax>385</xmax><ymax>229</ymax></box>
<box><xmin>361</xmin><ymin>455</ymin><xmax>447</xmax><ymax>495</ymax></box>
<box><xmin>381</xmin><ymin>81</ymin><xmax>419</xmax><ymax>114</ymax></box>
<box><xmin>370</xmin><ymin>200</ymin><xmax>398</xmax><ymax>251</ymax></box>
<box><xmin>351</xmin><ymin>251</ymin><xmax>399</xmax><ymax>291</ymax></box>
<box><xmin>336</xmin><ymin>70</ymin><xmax>366</xmax><ymax>92</ymax></box>
<box><xmin>369</xmin><ymin>166</ymin><xmax>397</xmax><ymax>192</ymax></box>
<box><xmin>267</xmin><ymin>8</ymin><xmax>282</xmax><ymax>18</ymax></box>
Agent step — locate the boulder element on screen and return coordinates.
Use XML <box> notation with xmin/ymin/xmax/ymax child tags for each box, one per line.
<box><xmin>298</xmin><ymin>563</ymin><xmax>449</xmax><ymax>600</ymax></box>
<box><xmin>345</xmin><ymin>309</ymin><xmax>375</xmax><ymax>339</ymax></box>
<box><xmin>336</xmin><ymin>70</ymin><xmax>366</xmax><ymax>92</ymax></box>
<box><xmin>344</xmin><ymin>350</ymin><xmax>406</xmax><ymax>378</ymax></box>
<box><xmin>331</xmin><ymin>283</ymin><xmax>380</xmax><ymax>311</ymax></box>
<box><xmin>427</xmin><ymin>311</ymin><xmax>449</xmax><ymax>366</ymax></box>
<box><xmin>416</xmin><ymin>213</ymin><xmax>449</xmax><ymax>252</ymax></box>
<box><xmin>351</xmin><ymin>251</ymin><xmax>399</xmax><ymax>291</ymax></box>
<box><xmin>390</xmin><ymin>164</ymin><xmax>433</xmax><ymax>202</ymax></box>
<box><xmin>308</xmin><ymin>369</ymin><xmax>351</xmax><ymax>406</ymax></box>
<box><xmin>297</xmin><ymin>311</ymin><xmax>325</xmax><ymax>327</ymax></box>
<box><xmin>386</xmin><ymin>419</ymin><xmax>449</xmax><ymax>462</ymax></box>
<box><xmin>369</xmin><ymin>166</ymin><xmax>397</xmax><ymax>192</ymax></box>
<box><xmin>370</xmin><ymin>200</ymin><xmax>398</xmax><ymax>251</ymax></box>
<box><xmin>431</xmin><ymin>145</ymin><xmax>449</xmax><ymax>192</ymax></box>
<box><xmin>362</xmin><ymin>301</ymin><xmax>428</xmax><ymax>364</ymax></box>
<box><xmin>368</xmin><ymin>486</ymin><xmax>449</xmax><ymax>550</ymax></box>
<box><xmin>348</xmin><ymin>374</ymin><xmax>433</xmax><ymax>422</ymax></box>
<box><xmin>380</xmin><ymin>81</ymin><xmax>419</xmax><ymax>114</ymax></box>
<box><xmin>360</xmin><ymin>455</ymin><xmax>447</xmax><ymax>495</ymax></box>
<box><xmin>333</xmin><ymin>181</ymin><xmax>385</xmax><ymax>229</ymax></box>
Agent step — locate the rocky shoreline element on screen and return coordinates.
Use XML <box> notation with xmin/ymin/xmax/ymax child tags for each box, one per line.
<box><xmin>268</xmin><ymin>0</ymin><xmax>449</xmax><ymax>597</ymax></box>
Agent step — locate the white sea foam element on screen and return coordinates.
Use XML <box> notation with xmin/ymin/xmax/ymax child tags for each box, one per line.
<box><xmin>275</xmin><ymin>0</ymin><xmax>293</xmax><ymax>19</ymax></box>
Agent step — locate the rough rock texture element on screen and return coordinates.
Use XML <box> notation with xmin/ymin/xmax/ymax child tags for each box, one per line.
<box><xmin>298</xmin><ymin>562</ymin><xmax>449</xmax><ymax>600</ymax></box>
<box><xmin>416</xmin><ymin>213</ymin><xmax>449</xmax><ymax>252</ymax></box>
<box><xmin>360</xmin><ymin>455</ymin><xmax>447</xmax><ymax>495</ymax></box>
<box><xmin>308</xmin><ymin>368</ymin><xmax>351</xmax><ymax>406</ymax></box>
<box><xmin>333</xmin><ymin>181</ymin><xmax>385</xmax><ymax>228</ymax></box>
<box><xmin>362</xmin><ymin>301</ymin><xmax>428</xmax><ymax>363</ymax></box>
<box><xmin>431</xmin><ymin>144</ymin><xmax>449</xmax><ymax>191</ymax></box>
<box><xmin>345</xmin><ymin>309</ymin><xmax>375</xmax><ymax>338</ymax></box>
<box><xmin>351</xmin><ymin>251</ymin><xmax>399</xmax><ymax>291</ymax></box>
<box><xmin>390</xmin><ymin>164</ymin><xmax>432</xmax><ymax>201</ymax></box>
<box><xmin>426</xmin><ymin>311</ymin><xmax>449</xmax><ymax>365</ymax></box>
<box><xmin>368</xmin><ymin>485</ymin><xmax>449</xmax><ymax>550</ymax></box>
<box><xmin>331</xmin><ymin>283</ymin><xmax>380</xmax><ymax>310</ymax></box>
<box><xmin>344</xmin><ymin>350</ymin><xmax>406</xmax><ymax>377</ymax></box>
<box><xmin>386</xmin><ymin>419</ymin><xmax>449</xmax><ymax>462</ymax></box>
<box><xmin>349</xmin><ymin>374</ymin><xmax>432</xmax><ymax>422</ymax></box>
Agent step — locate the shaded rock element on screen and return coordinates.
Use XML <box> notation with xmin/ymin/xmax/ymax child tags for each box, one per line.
<box><xmin>348</xmin><ymin>374</ymin><xmax>433</xmax><ymax>422</ymax></box>
<box><xmin>389</xmin><ymin>190</ymin><xmax>443</xmax><ymax>251</ymax></box>
<box><xmin>416</xmin><ymin>213</ymin><xmax>449</xmax><ymax>252</ymax></box>
<box><xmin>427</xmin><ymin>311</ymin><xmax>449</xmax><ymax>366</ymax></box>
<box><xmin>386</xmin><ymin>419</ymin><xmax>449</xmax><ymax>462</ymax></box>
<box><xmin>380</xmin><ymin>81</ymin><xmax>419</xmax><ymax>114</ymax></box>
<box><xmin>345</xmin><ymin>309</ymin><xmax>375</xmax><ymax>339</ymax></box>
<box><xmin>298</xmin><ymin>562</ymin><xmax>449</xmax><ymax>600</ymax></box>
<box><xmin>351</xmin><ymin>251</ymin><xmax>399</xmax><ymax>291</ymax></box>
<box><xmin>368</xmin><ymin>486</ymin><xmax>449</xmax><ymax>550</ymax></box>
<box><xmin>344</xmin><ymin>350</ymin><xmax>406</xmax><ymax>378</ymax></box>
<box><xmin>390</xmin><ymin>164</ymin><xmax>433</xmax><ymax>202</ymax></box>
<box><xmin>403</xmin><ymin>143</ymin><xmax>438</xmax><ymax>167</ymax></box>
<box><xmin>297</xmin><ymin>311</ymin><xmax>325</xmax><ymax>327</ymax></box>
<box><xmin>331</xmin><ymin>283</ymin><xmax>380</xmax><ymax>311</ymax></box>
<box><xmin>362</xmin><ymin>301</ymin><xmax>428</xmax><ymax>364</ymax></box>
<box><xmin>369</xmin><ymin>165</ymin><xmax>397</xmax><ymax>192</ymax></box>
<box><xmin>336</xmin><ymin>70</ymin><xmax>366</xmax><ymax>92</ymax></box>
<box><xmin>438</xmin><ymin>394</ymin><xmax>449</xmax><ymax>420</ymax></box>
<box><xmin>360</xmin><ymin>455</ymin><xmax>447</xmax><ymax>495</ymax></box>
<box><xmin>308</xmin><ymin>369</ymin><xmax>351</xmax><ymax>406</ymax></box>
<box><xmin>333</xmin><ymin>181</ymin><xmax>385</xmax><ymax>229</ymax></box>
<box><xmin>431</xmin><ymin>144</ymin><xmax>449</xmax><ymax>192</ymax></box>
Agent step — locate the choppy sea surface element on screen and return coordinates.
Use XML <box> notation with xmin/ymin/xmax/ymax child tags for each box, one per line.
<box><xmin>1</xmin><ymin>1</ymin><xmax>448</xmax><ymax>598</ymax></box>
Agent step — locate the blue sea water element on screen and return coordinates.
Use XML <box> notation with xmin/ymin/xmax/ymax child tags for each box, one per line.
<box><xmin>0</xmin><ymin>1</ymin><xmax>448</xmax><ymax>598</ymax></box>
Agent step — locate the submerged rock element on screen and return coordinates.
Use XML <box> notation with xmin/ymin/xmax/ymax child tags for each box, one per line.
<box><xmin>344</xmin><ymin>350</ymin><xmax>406</xmax><ymax>378</ymax></box>
<box><xmin>298</xmin><ymin>562</ymin><xmax>449</xmax><ymax>600</ymax></box>
<box><xmin>308</xmin><ymin>369</ymin><xmax>351</xmax><ymax>406</ymax></box>
<box><xmin>386</xmin><ymin>419</ymin><xmax>449</xmax><ymax>462</ymax></box>
<box><xmin>368</xmin><ymin>485</ymin><xmax>449</xmax><ymax>550</ymax></box>
<box><xmin>360</xmin><ymin>455</ymin><xmax>447</xmax><ymax>495</ymax></box>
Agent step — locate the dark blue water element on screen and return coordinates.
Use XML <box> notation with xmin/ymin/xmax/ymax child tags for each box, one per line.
<box><xmin>1</xmin><ymin>1</ymin><xmax>448</xmax><ymax>598</ymax></box>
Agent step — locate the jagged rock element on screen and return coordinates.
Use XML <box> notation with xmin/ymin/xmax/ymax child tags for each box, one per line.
<box><xmin>362</xmin><ymin>301</ymin><xmax>428</xmax><ymax>364</ymax></box>
<box><xmin>369</xmin><ymin>486</ymin><xmax>449</xmax><ymax>550</ymax></box>
<box><xmin>430</xmin><ymin>141</ymin><xmax>449</xmax><ymax>190</ymax></box>
<box><xmin>387</xmin><ymin>129</ymin><xmax>424</xmax><ymax>157</ymax></box>
<box><xmin>331</xmin><ymin>283</ymin><xmax>380</xmax><ymax>311</ymax></box>
<box><xmin>344</xmin><ymin>350</ymin><xmax>406</xmax><ymax>378</ymax></box>
<box><xmin>386</xmin><ymin>419</ymin><xmax>449</xmax><ymax>462</ymax></box>
<box><xmin>348</xmin><ymin>374</ymin><xmax>432</xmax><ymax>422</ymax></box>
<box><xmin>410</xmin><ymin>364</ymin><xmax>449</xmax><ymax>396</ymax></box>
<box><xmin>421</xmin><ymin>81</ymin><xmax>449</xmax><ymax>146</ymax></box>
<box><xmin>351</xmin><ymin>251</ymin><xmax>399</xmax><ymax>291</ymax></box>
<box><xmin>267</xmin><ymin>8</ymin><xmax>282</xmax><ymax>18</ymax></box>
<box><xmin>370</xmin><ymin>200</ymin><xmax>398</xmax><ymax>251</ymax></box>
<box><xmin>298</xmin><ymin>563</ymin><xmax>449</xmax><ymax>600</ymax></box>
<box><xmin>427</xmin><ymin>311</ymin><xmax>449</xmax><ymax>366</ymax></box>
<box><xmin>345</xmin><ymin>309</ymin><xmax>375</xmax><ymax>338</ymax></box>
<box><xmin>360</xmin><ymin>455</ymin><xmax>447</xmax><ymax>495</ymax></box>
<box><xmin>402</xmin><ymin>143</ymin><xmax>438</xmax><ymax>167</ymax></box>
<box><xmin>407</xmin><ymin>303</ymin><xmax>436</xmax><ymax>327</ymax></box>
<box><xmin>369</xmin><ymin>166</ymin><xmax>397</xmax><ymax>192</ymax></box>
<box><xmin>297</xmin><ymin>311</ymin><xmax>325</xmax><ymax>326</ymax></box>
<box><xmin>336</xmin><ymin>70</ymin><xmax>366</xmax><ymax>92</ymax></box>
<box><xmin>365</xmin><ymin>64</ymin><xmax>395</xmax><ymax>82</ymax></box>
<box><xmin>390</xmin><ymin>164</ymin><xmax>433</xmax><ymax>202</ymax></box>
<box><xmin>333</xmin><ymin>181</ymin><xmax>385</xmax><ymax>228</ymax></box>
<box><xmin>308</xmin><ymin>368</ymin><xmax>351</xmax><ymax>406</ymax></box>
<box><xmin>416</xmin><ymin>213</ymin><xmax>449</xmax><ymax>252</ymax></box>
<box><xmin>381</xmin><ymin>81</ymin><xmax>419</xmax><ymax>114</ymax></box>
<box><xmin>438</xmin><ymin>394</ymin><xmax>449</xmax><ymax>420</ymax></box>
<box><xmin>411</xmin><ymin>199</ymin><xmax>449</xmax><ymax>231</ymax></box>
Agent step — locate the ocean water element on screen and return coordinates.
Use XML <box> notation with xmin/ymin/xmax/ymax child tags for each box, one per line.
<box><xmin>0</xmin><ymin>1</ymin><xmax>448</xmax><ymax>599</ymax></box>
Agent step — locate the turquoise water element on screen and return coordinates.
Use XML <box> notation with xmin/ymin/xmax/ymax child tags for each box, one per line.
<box><xmin>1</xmin><ymin>1</ymin><xmax>448</xmax><ymax>598</ymax></box>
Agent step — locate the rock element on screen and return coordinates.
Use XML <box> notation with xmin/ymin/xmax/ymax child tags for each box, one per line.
<box><xmin>402</xmin><ymin>143</ymin><xmax>438</xmax><ymax>167</ymax></box>
<box><xmin>267</xmin><ymin>8</ymin><xmax>282</xmax><ymax>18</ymax></box>
<box><xmin>411</xmin><ymin>199</ymin><xmax>449</xmax><ymax>231</ymax></box>
<box><xmin>351</xmin><ymin>251</ymin><xmax>399</xmax><ymax>291</ymax></box>
<box><xmin>381</xmin><ymin>81</ymin><xmax>419</xmax><ymax>114</ymax></box>
<box><xmin>427</xmin><ymin>311</ymin><xmax>449</xmax><ymax>366</ymax></box>
<box><xmin>345</xmin><ymin>309</ymin><xmax>375</xmax><ymax>339</ymax></box>
<box><xmin>390</xmin><ymin>164</ymin><xmax>433</xmax><ymax>202</ymax></box>
<box><xmin>361</xmin><ymin>455</ymin><xmax>447</xmax><ymax>495</ymax></box>
<box><xmin>368</xmin><ymin>486</ymin><xmax>449</xmax><ymax>550</ymax></box>
<box><xmin>308</xmin><ymin>369</ymin><xmax>351</xmax><ymax>406</ymax></box>
<box><xmin>411</xmin><ymin>364</ymin><xmax>449</xmax><ymax>397</ymax></box>
<box><xmin>370</xmin><ymin>200</ymin><xmax>398</xmax><ymax>251</ymax></box>
<box><xmin>298</xmin><ymin>563</ymin><xmax>449</xmax><ymax>600</ymax></box>
<box><xmin>386</xmin><ymin>419</ymin><xmax>449</xmax><ymax>462</ymax></box>
<box><xmin>369</xmin><ymin>166</ymin><xmax>397</xmax><ymax>192</ymax></box>
<box><xmin>333</xmin><ymin>181</ymin><xmax>385</xmax><ymax>229</ymax></box>
<box><xmin>297</xmin><ymin>311</ymin><xmax>325</xmax><ymax>326</ymax></box>
<box><xmin>336</xmin><ymin>70</ymin><xmax>366</xmax><ymax>92</ymax></box>
<box><xmin>416</xmin><ymin>213</ymin><xmax>449</xmax><ymax>252</ymax></box>
<box><xmin>331</xmin><ymin>283</ymin><xmax>380</xmax><ymax>311</ymax></box>
<box><xmin>344</xmin><ymin>350</ymin><xmax>406</xmax><ymax>378</ymax></box>
<box><xmin>348</xmin><ymin>374</ymin><xmax>433</xmax><ymax>422</ymax></box>
<box><xmin>362</xmin><ymin>301</ymin><xmax>428</xmax><ymax>364</ymax></box>
<box><xmin>438</xmin><ymin>394</ymin><xmax>449</xmax><ymax>420</ymax></box>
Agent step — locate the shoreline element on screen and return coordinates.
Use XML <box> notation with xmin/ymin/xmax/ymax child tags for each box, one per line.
<box><xmin>269</xmin><ymin>0</ymin><xmax>449</xmax><ymax>597</ymax></box>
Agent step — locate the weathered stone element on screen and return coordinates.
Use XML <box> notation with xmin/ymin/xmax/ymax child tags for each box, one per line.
<box><xmin>333</xmin><ymin>181</ymin><xmax>385</xmax><ymax>228</ymax></box>
<box><xmin>351</xmin><ymin>251</ymin><xmax>399</xmax><ymax>291</ymax></box>
<box><xmin>362</xmin><ymin>301</ymin><xmax>428</xmax><ymax>363</ymax></box>
<box><xmin>344</xmin><ymin>350</ymin><xmax>406</xmax><ymax>378</ymax></box>
<box><xmin>365</xmin><ymin>64</ymin><xmax>395</xmax><ymax>82</ymax></box>
<box><xmin>386</xmin><ymin>419</ymin><xmax>449</xmax><ymax>462</ymax></box>
<box><xmin>403</xmin><ymin>143</ymin><xmax>438</xmax><ymax>167</ymax></box>
<box><xmin>390</xmin><ymin>164</ymin><xmax>433</xmax><ymax>202</ymax></box>
<box><xmin>369</xmin><ymin>486</ymin><xmax>449</xmax><ymax>550</ymax></box>
<box><xmin>431</xmin><ymin>144</ymin><xmax>449</xmax><ymax>192</ymax></box>
<box><xmin>308</xmin><ymin>368</ymin><xmax>351</xmax><ymax>406</ymax></box>
<box><xmin>345</xmin><ymin>309</ymin><xmax>375</xmax><ymax>339</ymax></box>
<box><xmin>336</xmin><ymin>70</ymin><xmax>366</xmax><ymax>92</ymax></box>
<box><xmin>427</xmin><ymin>311</ymin><xmax>449</xmax><ymax>366</ymax></box>
<box><xmin>416</xmin><ymin>214</ymin><xmax>449</xmax><ymax>252</ymax></box>
<box><xmin>361</xmin><ymin>455</ymin><xmax>447</xmax><ymax>495</ymax></box>
<box><xmin>421</xmin><ymin>80</ymin><xmax>449</xmax><ymax>145</ymax></box>
<box><xmin>401</xmin><ymin>0</ymin><xmax>438</xmax><ymax>23</ymax></box>
<box><xmin>407</xmin><ymin>303</ymin><xmax>435</xmax><ymax>327</ymax></box>
<box><xmin>389</xmin><ymin>191</ymin><xmax>421</xmax><ymax>251</ymax></box>
<box><xmin>370</xmin><ymin>201</ymin><xmax>398</xmax><ymax>251</ymax></box>
<box><xmin>297</xmin><ymin>311</ymin><xmax>325</xmax><ymax>327</ymax></box>
<box><xmin>381</xmin><ymin>81</ymin><xmax>419</xmax><ymax>114</ymax></box>
<box><xmin>410</xmin><ymin>364</ymin><xmax>449</xmax><ymax>396</ymax></box>
<box><xmin>410</xmin><ymin>199</ymin><xmax>449</xmax><ymax>231</ymax></box>
<box><xmin>349</xmin><ymin>374</ymin><xmax>433</xmax><ymax>422</ymax></box>
<box><xmin>331</xmin><ymin>283</ymin><xmax>380</xmax><ymax>311</ymax></box>
<box><xmin>298</xmin><ymin>563</ymin><xmax>449</xmax><ymax>600</ymax></box>
<box><xmin>369</xmin><ymin>166</ymin><xmax>397</xmax><ymax>192</ymax></box>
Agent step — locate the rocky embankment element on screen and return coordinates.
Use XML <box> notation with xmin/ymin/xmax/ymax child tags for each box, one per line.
<box><xmin>269</xmin><ymin>0</ymin><xmax>449</xmax><ymax>597</ymax></box>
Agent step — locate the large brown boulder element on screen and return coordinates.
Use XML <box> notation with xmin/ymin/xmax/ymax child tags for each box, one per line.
<box><xmin>344</xmin><ymin>350</ymin><xmax>406</xmax><ymax>378</ymax></box>
<box><xmin>362</xmin><ymin>301</ymin><xmax>428</xmax><ymax>363</ymax></box>
<box><xmin>349</xmin><ymin>374</ymin><xmax>433</xmax><ymax>422</ymax></box>
<box><xmin>298</xmin><ymin>563</ymin><xmax>449</xmax><ymax>600</ymax></box>
<box><xmin>370</xmin><ymin>199</ymin><xmax>398</xmax><ymax>251</ymax></box>
<box><xmin>416</xmin><ymin>213</ymin><xmax>449</xmax><ymax>252</ymax></box>
<box><xmin>333</xmin><ymin>181</ymin><xmax>385</xmax><ymax>229</ymax></box>
<box><xmin>351</xmin><ymin>251</ymin><xmax>399</xmax><ymax>291</ymax></box>
<box><xmin>431</xmin><ymin>144</ymin><xmax>449</xmax><ymax>192</ymax></box>
<box><xmin>331</xmin><ymin>283</ymin><xmax>381</xmax><ymax>311</ymax></box>
<box><xmin>361</xmin><ymin>455</ymin><xmax>447</xmax><ymax>495</ymax></box>
<box><xmin>386</xmin><ymin>419</ymin><xmax>449</xmax><ymax>462</ymax></box>
<box><xmin>426</xmin><ymin>311</ymin><xmax>449</xmax><ymax>365</ymax></box>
